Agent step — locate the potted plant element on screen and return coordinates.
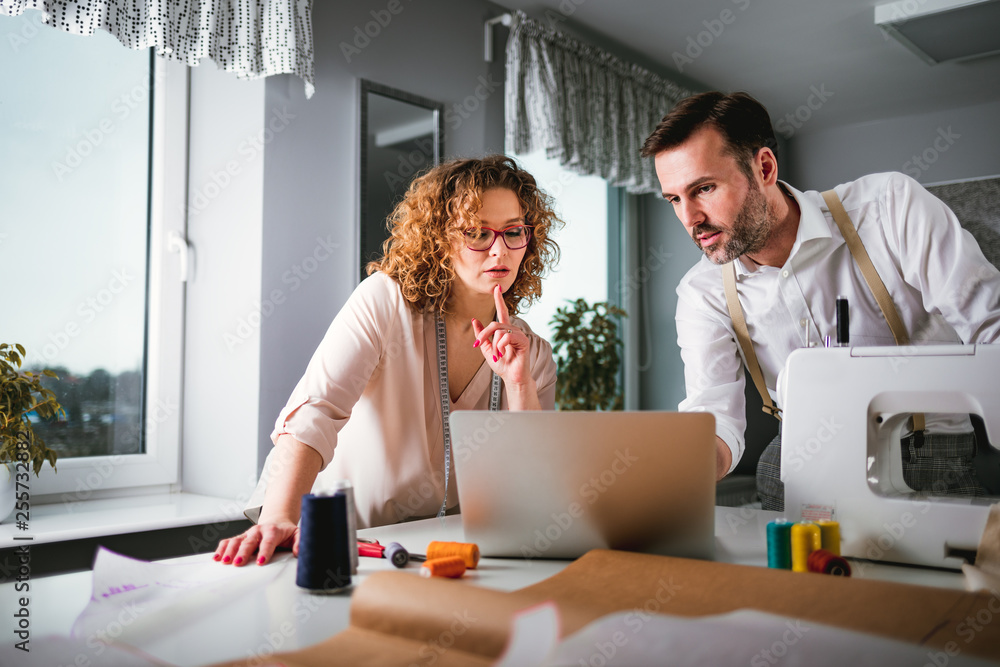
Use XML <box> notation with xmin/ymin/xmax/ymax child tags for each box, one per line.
<box><xmin>1</xmin><ymin>343</ymin><xmax>61</xmax><ymax>523</ymax></box>
<box><xmin>549</xmin><ymin>299</ymin><xmax>627</xmax><ymax>411</ymax></box>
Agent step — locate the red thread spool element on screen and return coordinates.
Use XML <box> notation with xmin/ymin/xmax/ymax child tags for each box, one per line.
<box><xmin>807</xmin><ymin>549</ymin><xmax>851</xmax><ymax>577</ymax></box>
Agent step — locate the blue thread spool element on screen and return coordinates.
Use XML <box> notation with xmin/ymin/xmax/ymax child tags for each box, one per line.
<box><xmin>766</xmin><ymin>519</ymin><xmax>793</xmax><ymax>569</ymax></box>
<box><xmin>296</xmin><ymin>492</ymin><xmax>352</xmax><ymax>594</ymax></box>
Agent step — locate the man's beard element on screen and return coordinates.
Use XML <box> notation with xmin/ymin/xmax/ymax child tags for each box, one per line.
<box><xmin>691</xmin><ymin>181</ymin><xmax>772</xmax><ymax>265</ymax></box>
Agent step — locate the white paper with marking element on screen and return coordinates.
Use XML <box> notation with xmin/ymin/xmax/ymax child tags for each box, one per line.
<box><xmin>71</xmin><ymin>547</ymin><xmax>287</xmax><ymax>648</ymax></box>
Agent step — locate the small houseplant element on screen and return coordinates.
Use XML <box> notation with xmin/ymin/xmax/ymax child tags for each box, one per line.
<box><xmin>549</xmin><ymin>299</ymin><xmax>627</xmax><ymax>411</ymax></box>
<box><xmin>1</xmin><ymin>343</ymin><xmax>62</xmax><ymax>522</ymax></box>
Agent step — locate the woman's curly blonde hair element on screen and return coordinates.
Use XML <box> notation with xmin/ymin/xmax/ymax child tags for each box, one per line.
<box><xmin>367</xmin><ymin>155</ymin><xmax>561</xmax><ymax>317</ymax></box>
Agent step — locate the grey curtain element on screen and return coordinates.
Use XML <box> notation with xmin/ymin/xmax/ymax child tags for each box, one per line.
<box><xmin>505</xmin><ymin>10</ymin><xmax>692</xmax><ymax>195</ymax></box>
<box><xmin>0</xmin><ymin>0</ymin><xmax>315</xmax><ymax>98</ymax></box>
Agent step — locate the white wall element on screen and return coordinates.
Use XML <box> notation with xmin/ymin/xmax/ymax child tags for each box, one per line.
<box><xmin>181</xmin><ymin>69</ymin><xmax>265</xmax><ymax>500</ymax></box>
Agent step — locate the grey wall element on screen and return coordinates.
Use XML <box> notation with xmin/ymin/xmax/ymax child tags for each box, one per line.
<box><xmin>256</xmin><ymin>0</ymin><xmax>508</xmax><ymax>469</ymax></box>
<box><xmin>786</xmin><ymin>99</ymin><xmax>1000</xmax><ymax>190</ymax></box>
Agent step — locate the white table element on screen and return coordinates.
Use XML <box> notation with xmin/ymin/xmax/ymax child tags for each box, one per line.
<box><xmin>2</xmin><ymin>507</ymin><xmax>966</xmax><ymax>666</ymax></box>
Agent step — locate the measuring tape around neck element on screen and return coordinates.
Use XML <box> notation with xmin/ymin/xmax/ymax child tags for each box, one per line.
<box><xmin>435</xmin><ymin>315</ymin><xmax>501</xmax><ymax>518</ymax></box>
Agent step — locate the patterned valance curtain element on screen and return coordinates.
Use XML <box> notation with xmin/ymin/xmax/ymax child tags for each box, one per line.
<box><xmin>505</xmin><ymin>10</ymin><xmax>692</xmax><ymax>195</ymax></box>
<box><xmin>0</xmin><ymin>0</ymin><xmax>315</xmax><ymax>98</ymax></box>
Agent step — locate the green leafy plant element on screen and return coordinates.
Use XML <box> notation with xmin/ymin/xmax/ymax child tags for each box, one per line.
<box><xmin>549</xmin><ymin>299</ymin><xmax>627</xmax><ymax>411</ymax></box>
<box><xmin>1</xmin><ymin>344</ymin><xmax>62</xmax><ymax>475</ymax></box>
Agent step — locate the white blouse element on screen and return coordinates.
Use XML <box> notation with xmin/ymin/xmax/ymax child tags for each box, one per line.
<box><xmin>245</xmin><ymin>272</ymin><xmax>558</xmax><ymax>528</ymax></box>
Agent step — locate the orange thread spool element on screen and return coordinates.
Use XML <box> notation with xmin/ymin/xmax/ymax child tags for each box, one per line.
<box><xmin>420</xmin><ymin>556</ymin><xmax>467</xmax><ymax>578</ymax></box>
<box><xmin>807</xmin><ymin>549</ymin><xmax>852</xmax><ymax>577</ymax></box>
<box><xmin>426</xmin><ymin>541</ymin><xmax>480</xmax><ymax>569</ymax></box>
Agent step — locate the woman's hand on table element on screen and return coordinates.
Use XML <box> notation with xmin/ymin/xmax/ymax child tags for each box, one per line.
<box><xmin>214</xmin><ymin>520</ymin><xmax>299</xmax><ymax>566</ymax></box>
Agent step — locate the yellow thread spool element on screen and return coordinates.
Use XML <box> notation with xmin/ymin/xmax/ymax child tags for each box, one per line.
<box><xmin>817</xmin><ymin>520</ymin><xmax>841</xmax><ymax>556</ymax></box>
<box><xmin>790</xmin><ymin>522</ymin><xmax>822</xmax><ymax>572</ymax></box>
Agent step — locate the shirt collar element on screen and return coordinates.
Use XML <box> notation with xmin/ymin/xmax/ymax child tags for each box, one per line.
<box><xmin>734</xmin><ymin>180</ymin><xmax>831</xmax><ymax>276</ymax></box>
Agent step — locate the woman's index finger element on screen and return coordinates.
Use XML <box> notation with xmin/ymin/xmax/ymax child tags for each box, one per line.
<box><xmin>494</xmin><ymin>284</ymin><xmax>510</xmax><ymax>323</ymax></box>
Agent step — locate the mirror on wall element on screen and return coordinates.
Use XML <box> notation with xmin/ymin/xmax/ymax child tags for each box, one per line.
<box><xmin>359</xmin><ymin>80</ymin><xmax>444</xmax><ymax>282</ymax></box>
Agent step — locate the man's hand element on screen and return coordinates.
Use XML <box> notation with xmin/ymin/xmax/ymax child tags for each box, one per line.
<box><xmin>716</xmin><ymin>436</ymin><xmax>732</xmax><ymax>481</ymax></box>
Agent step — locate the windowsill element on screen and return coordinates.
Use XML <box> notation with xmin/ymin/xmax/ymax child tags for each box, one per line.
<box><xmin>0</xmin><ymin>492</ymin><xmax>246</xmax><ymax>549</ymax></box>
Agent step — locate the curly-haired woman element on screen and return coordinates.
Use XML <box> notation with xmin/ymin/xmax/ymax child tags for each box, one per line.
<box><xmin>215</xmin><ymin>155</ymin><xmax>562</xmax><ymax>566</ymax></box>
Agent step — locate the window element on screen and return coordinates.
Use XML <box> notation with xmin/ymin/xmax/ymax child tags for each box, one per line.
<box><xmin>510</xmin><ymin>151</ymin><xmax>610</xmax><ymax>344</ymax></box>
<box><xmin>1</xmin><ymin>11</ymin><xmax>186</xmax><ymax>499</ymax></box>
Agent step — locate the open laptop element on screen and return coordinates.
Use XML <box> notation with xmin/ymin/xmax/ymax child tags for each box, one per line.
<box><xmin>450</xmin><ymin>411</ymin><xmax>716</xmax><ymax>560</ymax></box>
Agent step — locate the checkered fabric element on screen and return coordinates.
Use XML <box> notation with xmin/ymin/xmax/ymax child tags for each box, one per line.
<box><xmin>756</xmin><ymin>431</ymin><xmax>985</xmax><ymax>512</ymax></box>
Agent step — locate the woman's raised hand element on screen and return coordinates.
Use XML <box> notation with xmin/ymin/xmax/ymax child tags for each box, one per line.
<box><xmin>471</xmin><ymin>285</ymin><xmax>538</xmax><ymax>408</ymax></box>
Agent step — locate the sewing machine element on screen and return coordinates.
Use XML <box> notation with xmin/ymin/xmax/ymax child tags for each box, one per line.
<box><xmin>779</xmin><ymin>344</ymin><xmax>999</xmax><ymax>569</ymax></box>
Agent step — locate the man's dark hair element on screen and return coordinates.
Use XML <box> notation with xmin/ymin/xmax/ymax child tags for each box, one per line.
<box><xmin>640</xmin><ymin>91</ymin><xmax>778</xmax><ymax>180</ymax></box>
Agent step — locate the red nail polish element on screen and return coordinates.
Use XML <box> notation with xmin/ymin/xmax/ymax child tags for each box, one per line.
<box><xmin>213</xmin><ymin>553</ymin><xmax>221</xmax><ymax>561</ymax></box>
<box><xmin>258</xmin><ymin>556</ymin><xmax>266</xmax><ymax>565</ymax></box>
<box><xmin>473</xmin><ymin>340</ymin><xmax>480</xmax><ymax>348</ymax></box>
<box><xmin>493</xmin><ymin>355</ymin><xmax>498</xmax><ymax>362</ymax></box>
<box><xmin>223</xmin><ymin>556</ymin><xmax>232</xmax><ymax>563</ymax></box>
<box><xmin>235</xmin><ymin>557</ymin><xmax>243</xmax><ymax>565</ymax></box>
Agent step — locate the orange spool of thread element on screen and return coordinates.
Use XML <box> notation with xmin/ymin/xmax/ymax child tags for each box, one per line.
<box><xmin>807</xmin><ymin>549</ymin><xmax>852</xmax><ymax>576</ymax></box>
<box><xmin>420</xmin><ymin>556</ymin><xmax>467</xmax><ymax>578</ymax></box>
<box><xmin>790</xmin><ymin>522</ymin><xmax>822</xmax><ymax>573</ymax></box>
<box><xmin>426</xmin><ymin>541</ymin><xmax>480</xmax><ymax>569</ymax></box>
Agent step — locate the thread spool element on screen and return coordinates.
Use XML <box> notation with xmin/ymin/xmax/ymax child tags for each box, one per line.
<box><xmin>426</xmin><ymin>541</ymin><xmax>480</xmax><ymax>569</ymax></box>
<box><xmin>420</xmin><ymin>556</ymin><xmax>467</xmax><ymax>578</ymax></box>
<box><xmin>817</xmin><ymin>520</ymin><xmax>841</xmax><ymax>556</ymax></box>
<box><xmin>790</xmin><ymin>522</ymin><xmax>822</xmax><ymax>573</ymax></box>
<box><xmin>766</xmin><ymin>519</ymin><xmax>793</xmax><ymax>569</ymax></box>
<box><xmin>385</xmin><ymin>542</ymin><xmax>410</xmax><ymax>568</ymax></box>
<box><xmin>296</xmin><ymin>493</ymin><xmax>352</xmax><ymax>594</ymax></box>
<box><xmin>807</xmin><ymin>549</ymin><xmax>852</xmax><ymax>576</ymax></box>
<box><xmin>331</xmin><ymin>480</ymin><xmax>358</xmax><ymax>575</ymax></box>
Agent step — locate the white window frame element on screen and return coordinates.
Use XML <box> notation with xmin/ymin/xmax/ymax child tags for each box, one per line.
<box><xmin>32</xmin><ymin>55</ymin><xmax>189</xmax><ymax>502</ymax></box>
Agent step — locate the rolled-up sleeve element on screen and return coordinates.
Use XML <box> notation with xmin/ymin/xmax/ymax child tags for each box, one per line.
<box><xmin>676</xmin><ymin>275</ymin><xmax>746</xmax><ymax>473</ymax></box>
<box><xmin>271</xmin><ymin>274</ymin><xmax>401</xmax><ymax>469</ymax></box>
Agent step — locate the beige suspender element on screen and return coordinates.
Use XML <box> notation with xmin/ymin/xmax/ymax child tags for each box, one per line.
<box><xmin>723</xmin><ymin>262</ymin><xmax>782</xmax><ymax>419</ymax></box>
<box><xmin>722</xmin><ymin>188</ymin><xmax>925</xmax><ymax>432</ymax></box>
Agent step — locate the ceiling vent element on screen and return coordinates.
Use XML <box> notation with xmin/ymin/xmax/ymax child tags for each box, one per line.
<box><xmin>875</xmin><ymin>0</ymin><xmax>1000</xmax><ymax>64</ymax></box>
